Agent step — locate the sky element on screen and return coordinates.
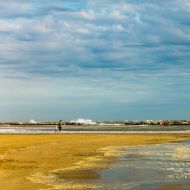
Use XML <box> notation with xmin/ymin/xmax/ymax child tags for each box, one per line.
<box><xmin>0</xmin><ymin>0</ymin><xmax>190</xmax><ymax>121</ymax></box>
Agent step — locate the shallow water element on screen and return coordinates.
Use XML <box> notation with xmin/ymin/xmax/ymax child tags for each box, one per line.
<box><xmin>97</xmin><ymin>141</ymin><xmax>190</xmax><ymax>190</ymax></box>
<box><xmin>29</xmin><ymin>141</ymin><xmax>190</xmax><ymax>190</ymax></box>
<box><xmin>0</xmin><ymin>125</ymin><xmax>190</xmax><ymax>134</ymax></box>
<box><xmin>0</xmin><ymin>126</ymin><xmax>56</xmax><ymax>134</ymax></box>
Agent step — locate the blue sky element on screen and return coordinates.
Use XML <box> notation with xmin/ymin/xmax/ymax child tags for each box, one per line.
<box><xmin>0</xmin><ymin>0</ymin><xmax>190</xmax><ymax>121</ymax></box>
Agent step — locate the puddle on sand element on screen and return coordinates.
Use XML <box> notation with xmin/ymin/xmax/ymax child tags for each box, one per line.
<box><xmin>28</xmin><ymin>141</ymin><xmax>190</xmax><ymax>190</ymax></box>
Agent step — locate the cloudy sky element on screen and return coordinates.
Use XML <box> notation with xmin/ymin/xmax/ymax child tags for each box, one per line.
<box><xmin>0</xmin><ymin>0</ymin><xmax>190</xmax><ymax>121</ymax></box>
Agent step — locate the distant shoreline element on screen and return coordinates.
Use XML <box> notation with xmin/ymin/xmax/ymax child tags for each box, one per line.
<box><xmin>0</xmin><ymin>119</ymin><xmax>190</xmax><ymax>126</ymax></box>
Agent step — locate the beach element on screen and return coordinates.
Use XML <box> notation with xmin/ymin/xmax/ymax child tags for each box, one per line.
<box><xmin>0</xmin><ymin>134</ymin><xmax>190</xmax><ymax>190</ymax></box>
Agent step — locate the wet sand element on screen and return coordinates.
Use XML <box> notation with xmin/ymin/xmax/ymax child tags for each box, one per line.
<box><xmin>154</xmin><ymin>183</ymin><xmax>190</xmax><ymax>190</ymax></box>
<box><xmin>0</xmin><ymin>134</ymin><xmax>190</xmax><ymax>190</ymax></box>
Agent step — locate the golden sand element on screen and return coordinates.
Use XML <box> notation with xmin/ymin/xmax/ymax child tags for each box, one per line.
<box><xmin>0</xmin><ymin>134</ymin><xmax>190</xmax><ymax>190</ymax></box>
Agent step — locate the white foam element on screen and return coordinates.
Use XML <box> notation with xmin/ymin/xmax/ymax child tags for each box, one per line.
<box><xmin>30</xmin><ymin>119</ymin><xmax>37</xmax><ymax>124</ymax></box>
<box><xmin>98</xmin><ymin>123</ymin><xmax>125</xmax><ymax>126</ymax></box>
<box><xmin>70</xmin><ymin>118</ymin><xmax>96</xmax><ymax>125</ymax></box>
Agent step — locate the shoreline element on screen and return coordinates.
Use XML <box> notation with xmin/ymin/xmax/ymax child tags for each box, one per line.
<box><xmin>0</xmin><ymin>132</ymin><xmax>190</xmax><ymax>135</ymax></box>
<box><xmin>1</xmin><ymin>120</ymin><xmax>190</xmax><ymax>126</ymax></box>
<box><xmin>0</xmin><ymin>134</ymin><xmax>190</xmax><ymax>190</ymax></box>
<box><xmin>64</xmin><ymin>130</ymin><xmax>190</xmax><ymax>134</ymax></box>
<box><xmin>1</xmin><ymin>130</ymin><xmax>190</xmax><ymax>135</ymax></box>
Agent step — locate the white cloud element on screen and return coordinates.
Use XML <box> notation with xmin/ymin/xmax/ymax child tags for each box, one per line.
<box><xmin>78</xmin><ymin>10</ymin><xmax>97</xmax><ymax>20</ymax></box>
<box><xmin>0</xmin><ymin>0</ymin><xmax>190</xmax><ymax>120</ymax></box>
<box><xmin>112</xmin><ymin>24</ymin><xmax>125</xmax><ymax>32</ymax></box>
<box><xmin>0</xmin><ymin>20</ymin><xmax>20</xmax><ymax>31</ymax></box>
<box><xmin>176</xmin><ymin>0</ymin><xmax>190</xmax><ymax>12</ymax></box>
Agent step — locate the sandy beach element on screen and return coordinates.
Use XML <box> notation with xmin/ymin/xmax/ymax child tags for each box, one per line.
<box><xmin>0</xmin><ymin>134</ymin><xmax>190</xmax><ymax>190</ymax></box>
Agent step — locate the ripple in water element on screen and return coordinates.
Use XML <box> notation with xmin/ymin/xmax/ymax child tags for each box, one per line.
<box><xmin>98</xmin><ymin>141</ymin><xmax>190</xmax><ymax>190</ymax></box>
<box><xmin>28</xmin><ymin>141</ymin><xmax>190</xmax><ymax>190</ymax></box>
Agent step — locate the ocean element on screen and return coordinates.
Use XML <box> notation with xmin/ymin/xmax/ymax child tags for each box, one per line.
<box><xmin>0</xmin><ymin>124</ymin><xmax>190</xmax><ymax>134</ymax></box>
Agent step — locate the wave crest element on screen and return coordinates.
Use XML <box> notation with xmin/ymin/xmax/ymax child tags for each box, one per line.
<box><xmin>70</xmin><ymin>119</ymin><xmax>96</xmax><ymax>125</ymax></box>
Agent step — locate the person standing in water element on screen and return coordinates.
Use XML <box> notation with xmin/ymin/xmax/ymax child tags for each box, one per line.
<box><xmin>56</xmin><ymin>120</ymin><xmax>62</xmax><ymax>133</ymax></box>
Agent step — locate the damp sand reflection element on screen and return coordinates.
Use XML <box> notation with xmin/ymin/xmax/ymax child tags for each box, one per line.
<box><xmin>28</xmin><ymin>141</ymin><xmax>190</xmax><ymax>190</ymax></box>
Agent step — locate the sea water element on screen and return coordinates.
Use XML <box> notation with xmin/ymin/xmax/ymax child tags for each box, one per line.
<box><xmin>96</xmin><ymin>141</ymin><xmax>190</xmax><ymax>190</ymax></box>
<box><xmin>0</xmin><ymin>124</ymin><xmax>190</xmax><ymax>134</ymax></box>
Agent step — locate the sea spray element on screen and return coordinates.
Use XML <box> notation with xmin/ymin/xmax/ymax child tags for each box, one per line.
<box><xmin>70</xmin><ymin>118</ymin><xmax>97</xmax><ymax>125</ymax></box>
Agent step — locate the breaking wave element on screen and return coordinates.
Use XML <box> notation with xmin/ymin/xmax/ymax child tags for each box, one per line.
<box><xmin>70</xmin><ymin>118</ymin><xmax>97</xmax><ymax>125</ymax></box>
<box><xmin>29</xmin><ymin>120</ymin><xmax>37</xmax><ymax>124</ymax></box>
